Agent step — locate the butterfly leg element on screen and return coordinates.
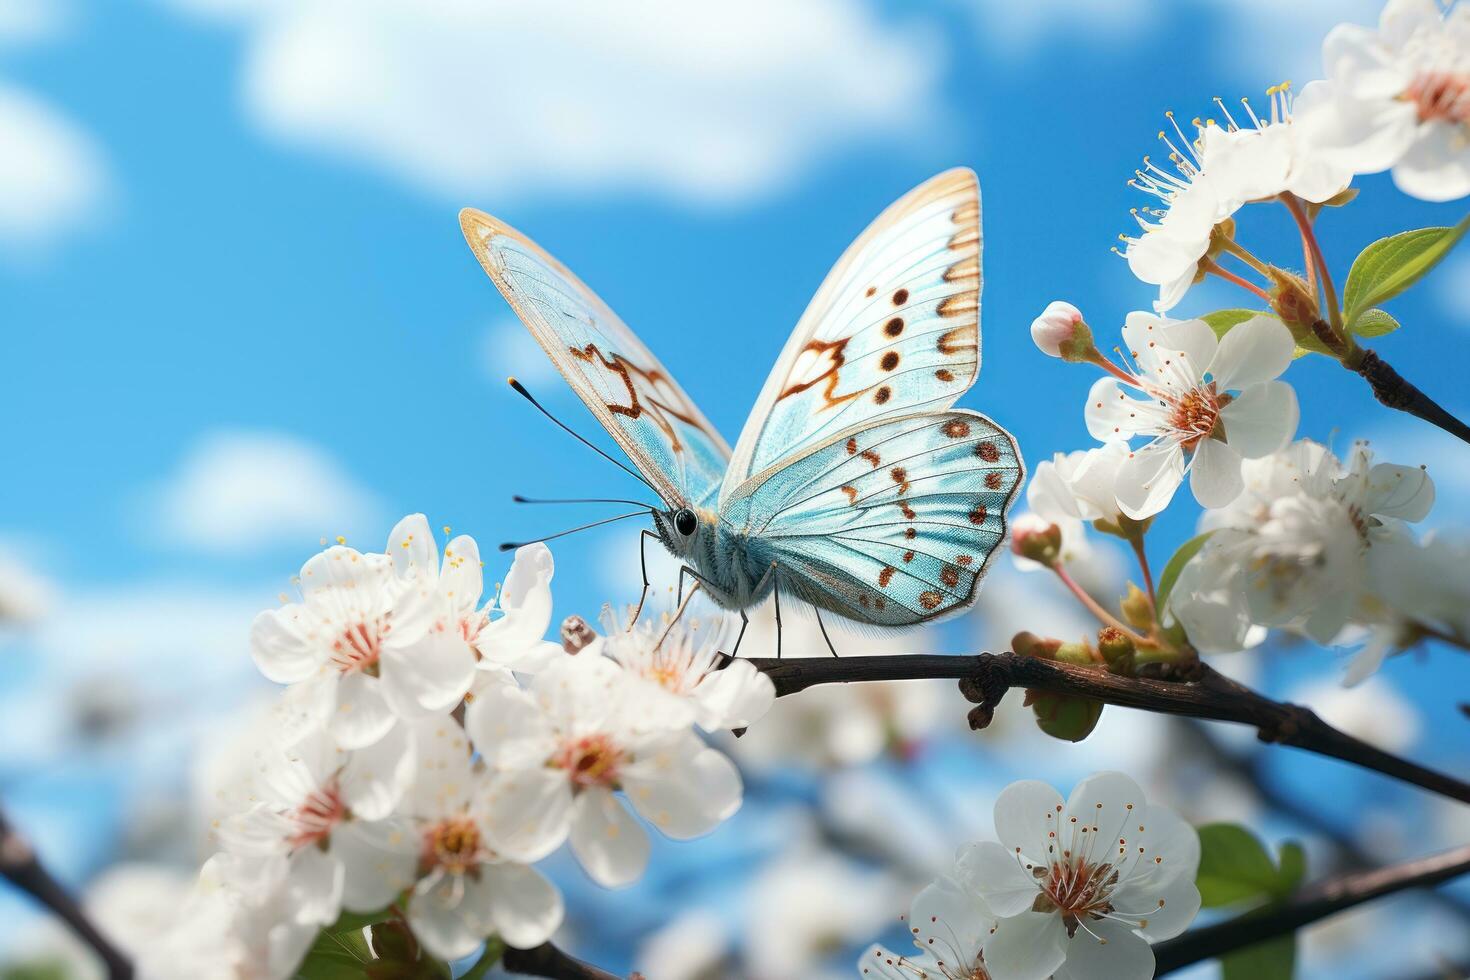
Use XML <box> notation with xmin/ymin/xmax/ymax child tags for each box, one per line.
<box><xmin>772</xmin><ymin>569</ymin><xmax>783</xmax><ymax>661</ymax></box>
<box><xmin>731</xmin><ymin>562</ymin><xmax>779</xmax><ymax>658</ymax></box>
<box><xmin>629</xmin><ymin>529</ymin><xmax>659</xmax><ymax>628</ymax></box>
<box><xmin>812</xmin><ymin>605</ymin><xmax>839</xmax><ymax>658</ymax></box>
<box><xmin>730</xmin><ymin>610</ymin><xmax>749</xmax><ymax>657</ymax></box>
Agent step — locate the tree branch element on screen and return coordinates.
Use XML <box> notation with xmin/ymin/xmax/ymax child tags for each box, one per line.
<box><xmin>1346</xmin><ymin>346</ymin><xmax>1470</xmax><ymax>447</ymax></box>
<box><xmin>0</xmin><ymin>806</ymin><xmax>133</xmax><ymax>980</ymax></box>
<box><xmin>500</xmin><ymin>942</ymin><xmax>621</xmax><ymax>980</ymax></box>
<box><xmin>1153</xmin><ymin>842</ymin><xmax>1470</xmax><ymax>974</ymax></box>
<box><xmin>746</xmin><ymin>653</ymin><xmax>1470</xmax><ymax>804</ymax></box>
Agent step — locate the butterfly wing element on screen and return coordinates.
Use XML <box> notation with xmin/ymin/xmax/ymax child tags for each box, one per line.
<box><xmin>720</xmin><ymin>169</ymin><xmax>981</xmax><ymax>506</ymax></box>
<box><xmin>461</xmin><ymin>210</ymin><xmax>730</xmax><ymax>509</ymax></box>
<box><xmin>723</xmin><ymin>410</ymin><xmax>1022</xmax><ymax>624</ymax></box>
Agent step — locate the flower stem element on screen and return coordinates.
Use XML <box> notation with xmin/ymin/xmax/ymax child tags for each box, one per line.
<box><xmin>1129</xmin><ymin>535</ymin><xmax>1157</xmax><ymax>608</ymax></box>
<box><xmin>1202</xmin><ymin>259</ymin><xmax>1274</xmax><ymax>304</ymax></box>
<box><xmin>1281</xmin><ymin>193</ymin><xmax>1344</xmax><ymax>336</ymax></box>
<box><xmin>1051</xmin><ymin>563</ymin><xmax>1149</xmax><ymax>644</ymax></box>
<box><xmin>1216</xmin><ymin>237</ymin><xmax>1274</xmax><ymax>279</ymax></box>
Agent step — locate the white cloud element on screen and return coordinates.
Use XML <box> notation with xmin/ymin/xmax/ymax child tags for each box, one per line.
<box><xmin>149</xmin><ymin>430</ymin><xmax>381</xmax><ymax>555</ymax></box>
<box><xmin>0</xmin><ymin>0</ymin><xmax>69</xmax><ymax>46</ymax></box>
<box><xmin>159</xmin><ymin>0</ymin><xmax>938</xmax><ymax>205</ymax></box>
<box><xmin>0</xmin><ymin>83</ymin><xmax>108</xmax><ymax>251</ymax></box>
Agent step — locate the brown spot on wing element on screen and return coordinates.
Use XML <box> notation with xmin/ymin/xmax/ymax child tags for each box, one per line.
<box><xmin>884</xmin><ymin>317</ymin><xmax>904</xmax><ymax>337</ymax></box>
<box><xmin>873</xmin><ymin>386</ymin><xmax>891</xmax><ymax>405</ymax></box>
<box><xmin>898</xmin><ymin>502</ymin><xmax>916</xmax><ymax>520</ymax></box>
<box><xmin>860</xmin><ymin>449</ymin><xmax>881</xmax><ymax>467</ymax></box>
<box><xmin>942</xmin><ymin>419</ymin><xmax>971</xmax><ymax>438</ymax></box>
<box><xmin>902</xmin><ymin>550</ymin><xmax>915</xmax><ymax>563</ymax></box>
<box><xmin>865</xmin><ymin>286</ymin><xmax>876</xmax><ymax>298</ymax></box>
<box><xmin>956</xmin><ymin>554</ymin><xmax>974</xmax><ymax>566</ymax></box>
<box><xmin>874</xmin><ymin>596</ymin><xmax>886</xmax><ymax>611</ymax></box>
<box><xmin>944</xmin><ymin>255</ymin><xmax>980</xmax><ymax>281</ymax></box>
<box><xmin>919</xmin><ymin>591</ymin><xmax>943</xmax><ymax>610</ymax></box>
<box><xmin>845</xmin><ymin>436</ymin><xmax>858</xmax><ymax>455</ymax></box>
<box><xmin>859</xmin><ymin>593</ymin><xmax>870</xmax><ymax>608</ymax></box>
<box><xmin>940</xmin><ymin>565</ymin><xmax>960</xmax><ymax>587</ymax></box>
<box><xmin>880</xmin><ymin>351</ymin><xmax>900</xmax><ymax>371</ymax></box>
<box><xmin>935</xmin><ymin>368</ymin><xmax>955</xmax><ymax>382</ymax></box>
<box><xmin>985</xmin><ymin>471</ymin><xmax>1003</xmax><ymax>490</ymax></box>
<box><xmin>968</xmin><ymin>503</ymin><xmax>988</xmax><ymax>525</ymax></box>
<box><xmin>890</xmin><ymin>467</ymin><xmax>909</xmax><ymax>494</ymax></box>
<box><xmin>937</xmin><ymin>325</ymin><xmax>977</xmax><ymax>355</ymax></box>
<box><xmin>938</xmin><ymin>294</ymin><xmax>978</xmax><ymax>320</ymax></box>
<box><xmin>892</xmin><ymin>288</ymin><xmax>909</xmax><ymax>306</ymax></box>
<box><xmin>904</xmin><ymin>527</ymin><xmax>917</xmax><ymax>540</ymax></box>
<box><xmin>976</xmin><ymin>441</ymin><xmax>1001</xmax><ymax>462</ymax></box>
<box><xmin>878</xmin><ymin>566</ymin><xmax>894</xmax><ymax>588</ymax></box>
<box><xmin>841</xmin><ymin>485</ymin><xmax>858</xmax><ymax>504</ymax></box>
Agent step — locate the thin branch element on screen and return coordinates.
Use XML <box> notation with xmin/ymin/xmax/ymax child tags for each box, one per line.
<box><xmin>0</xmin><ymin>806</ymin><xmax>133</xmax><ymax>979</ymax></box>
<box><xmin>1344</xmin><ymin>346</ymin><xmax>1470</xmax><ymax>447</ymax></box>
<box><xmin>746</xmin><ymin>653</ymin><xmax>1470</xmax><ymax>805</ymax></box>
<box><xmin>1153</xmin><ymin>841</ymin><xmax>1470</xmax><ymax>974</ymax></box>
<box><xmin>501</xmin><ymin>942</ymin><xmax>622</xmax><ymax>980</ymax></box>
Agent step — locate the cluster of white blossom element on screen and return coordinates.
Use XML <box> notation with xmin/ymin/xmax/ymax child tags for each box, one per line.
<box><xmin>859</xmin><ymin>773</ymin><xmax>1200</xmax><ymax>980</ymax></box>
<box><xmin>132</xmin><ymin>514</ymin><xmax>772</xmax><ymax>977</ymax></box>
<box><xmin>1018</xmin><ymin>0</ymin><xmax>1469</xmax><ymax>686</ymax></box>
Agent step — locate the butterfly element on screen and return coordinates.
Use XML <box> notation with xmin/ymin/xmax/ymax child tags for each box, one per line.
<box><xmin>461</xmin><ymin>168</ymin><xmax>1023</xmax><ymax>655</ymax></box>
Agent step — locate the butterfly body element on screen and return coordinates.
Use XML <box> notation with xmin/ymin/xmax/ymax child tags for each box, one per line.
<box><xmin>462</xmin><ymin>168</ymin><xmax>1024</xmax><ymax>640</ymax></box>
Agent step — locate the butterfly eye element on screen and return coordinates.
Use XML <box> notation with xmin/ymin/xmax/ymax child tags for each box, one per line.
<box><xmin>674</xmin><ymin>508</ymin><xmax>698</xmax><ymax>537</ymax></box>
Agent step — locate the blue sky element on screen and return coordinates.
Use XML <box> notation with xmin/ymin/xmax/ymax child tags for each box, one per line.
<box><xmin>3</xmin><ymin>1</ymin><xmax>1470</xmax><ymax>976</ymax></box>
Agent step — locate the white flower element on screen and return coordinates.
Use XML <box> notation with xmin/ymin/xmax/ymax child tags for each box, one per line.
<box><xmin>474</xmin><ymin>541</ymin><xmax>563</xmax><ymax>672</ymax></box>
<box><xmin>601</xmin><ymin>606</ymin><xmax>775</xmax><ymax>732</ymax></box>
<box><xmin>339</xmin><ymin>719</ymin><xmax>564</xmax><ymax>960</ymax></box>
<box><xmin>1085</xmin><ymin>314</ymin><xmax>1299</xmax><ymax>517</ymax></box>
<box><xmin>1124</xmin><ymin>90</ymin><xmax>1352</xmax><ymax>311</ymax></box>
<box><xmin>860</xmin><ymin>869</ymin><xmax>996</xmax><ymax>980</ymax></box>
<box><xmin>1028</xmin><ymin>441</ymin><xmax>1131</xmax><ymax>529</ymax></box>
<box><xmin>1169</xmin><ymin>440</ymin><xmax>1434</xmax><ymax>653</ymax></box>
<box><xmin>1348</xmin><ymin>527</ymin><xmax>1468</xmax><ymax>682</ymax></box>
<box><xmin>466</xmin><ymin>652</ymin><xmax>742</xmax><ymax>887</ymax></box>
<box><xmin>1295</xmin><ymin>0</ymin><xmax>1470</xmax><ymax>201</ymax></box>
<box><xmin>1030</xmin><ymin>300</ymin><xmax>1086</xmax><ymax>358</ymax></box>
<box><xmin>958</xmin><ymin>772</ymin><xmax>1201</xmax><ymax>980</ymax></box>
<box><xmin>251</xmin><ymin>530</ymin><xmax>472</xmax><ymax>749</ymax></box>
<box><xmin>220</xmin><ymin>724</ymin><xmax>416</xmax><ymax>920</ymax></box>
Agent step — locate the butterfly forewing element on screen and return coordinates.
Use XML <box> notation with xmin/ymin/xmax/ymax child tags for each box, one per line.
<box><xmin>461</xmin><ymin>210</ymin><xmax>729</xmax><ymax>509</ymax></box>
<box><xmin>726</xmin><ymin>410</ymin><xmax>1022</xmax><ymax>625</ymax></box>
<box><xmin>720</xmin><ymin>169</ymin><xmax>981</xmax><ymax>505</ymax></box>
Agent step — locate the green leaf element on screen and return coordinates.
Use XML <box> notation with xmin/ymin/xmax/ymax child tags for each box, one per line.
<box><xmin>1350</xmin><ymin>308</ymin><xmax>1401</xmax><ymax>338</ymax></box>
<box><xmin>296</xmin><ymin>929</ymin><xmax>375</xmax><ymax>980</ymax></box>
<box><xmin>325</xmin><ymin>907</ymin><xmax>394</xmax><ymax>933</ymax></box>
<box><xmin>1222</xmin><ymin>934</ymin><xmax>1296</xmax><ymax>980</ymax></box>
<box><xmin>1196</xmin><ymin>823</ymin><xmax>1283</xmax><ymax>907</ymax></box>
<box><xmin>1341</xmin><ymin>214</ymin><xmax>1470</xmax><ymax>326</ymax></box>
<box><xmin>1200</xmin><ymin>309</ymin><xmax>1272</xmax><ymax>339</ymax></box>
<box><xmin>1155</xmin><ymin>531</ymin><xmax>1215</xmax><ymax>616</ymax></box>
<box><xmin>1276</xmin><ymin>840</ymin><xmax>1307</xmax><ymax>896</ymax></box>
<box><xmin>460</xmin><ymin>941</ymin><xmax>506</xmax><ymax>980</ymax></box>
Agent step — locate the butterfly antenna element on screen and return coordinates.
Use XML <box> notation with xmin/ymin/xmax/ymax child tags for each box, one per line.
<box><xmin>507</xmin><ymin>378</ymin><xmax>659</xmax><ymax>495</ymax></box>
<box><xmin>499</xmin><ymin>509</ymin><xmax>651</xmax><ymax>552</ymax></box>
<box><xmin>513</xmin><ymin>495</ymin><xmax>659</xmax><ymax>509</ymax></box>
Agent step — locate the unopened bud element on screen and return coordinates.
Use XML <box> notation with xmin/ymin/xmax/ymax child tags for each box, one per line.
<box><xmin>1010</xmin><ymin>515</ymin><xmax>1063</xmax><ymax>567</ymax></box>
<box><xmin>560</xmin><ymin>614</ymin><xmax>596</xmax><ymax>653</ymax></box>
<box><xmin>1030</xmin><ymin>301</ymin><xmax>1098</xmax><ymax>362</ymax></box>
<box><xmin>1097</xmin><ymin>626</ymin><xmax>1136</xmax><ymax>673</ymax></box>
<box><xmin>1120</xmin><ymin>583</ymin><xmax>1154</xmax><ymax>631</ymax></box>
<box><xmin>1012</xmin><ymin>630</ymin><xmax>1062</xmax><ymax>659</ymax></box>
<box><xmin>1030</xmin><ymin>690</ymin><xmax>1103</xmax><ymax>742</ymax></box>
<box><xmin>1265</xmin><ymin>268</ymin><xmax>1320</xmax><ymax>340</ymax></box>
<box><xmin>1053</xmin><ymin>641</ymin><xmax>1097</xmax><ymax>667</ymax></box>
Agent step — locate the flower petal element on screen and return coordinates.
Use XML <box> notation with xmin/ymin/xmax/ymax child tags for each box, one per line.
<box><xmin>250</xmin><ymin>608</ymin><xmax>321</xmax><ymax>684</ymax></box>
<box><xmin>1085</xmin><ymin>378</ymin><xmax>1151</xmax><ymax>442</ymax></box>
<box><xmin>479</xmin><ymin>543</ymin><xmax>555</xmax><ymax>657</ymax></box>
<box><xmin>463</xmin><ymin>681</ymin><xmax>558</xmax><ymax>770</ymax></box>
<box><xmin>953</xmin><ymin>840</ymin><xmax>1038</xmax><ymax>918</ymax></box>
<box><xmin>1064</xmin><ymin>771</ymin><xmax>1146</xmax><ymax>855</ymax></box>
<box><xmin>334</xmin><ymin>819</ymin><xmax>417</xmax><ymax>913</ymax></box>
<box><xmin>1189</xmin><ymin>437</ymin><xmax>1245</xmax><ymax>509</ymax></box>
<box><xmin>1115</xmin><ymin>444</ymin><xmax>1186</xmax><ymax>520</ymax></box>
<box><xmin>569</xmin><ymin>787</ymin><xmax>651</xmax><ymax>887</ymax></box>
<box><xmin>1219</xmin><ymin>381</ymin><xmax>1299</xmax><ymax>458</ymax></box>
<box><xmin>1394</xmin><ymin>121</ymin><xmax>1470</xmax><ymax>202</ymax></box>
<box><xmin>479</xmin><ymin>861</ymin><xmax>565</xmax><ymax>950</ymax></box>
<box><xmin>327</xmin><ymin>672</ymin><xmax>397</xmax><ymax>750</ymax></box>
<box><xmin>982</xmin><ymin>910</ymin><xmax>1068</xmax><ymax>980</ymax></box>
<box><xmin>622</xmin><ymin>734</ymin><xmax>742</xmax><ymax>840</ymax></box>
<box><xmin>407</xmin><ymin>874</ymin><xmax>482</xmax><ymax>962</ymax></box>
<box><xmin>483</xmin><ymin>767</ymin><xmax>573</xmax><ymax>863</ymax></box>
<box><xmin>690</xmin><ymin>659</ymin><xmax>775</xmax><ymax>731</ymax></box>
<box><xmin>910</xmin><ymin>874</ymin><xmax>994</xmax><ymax>956</ymax></box>
<box><xmin>1052</xmin><ymin>917</ymin><xmax>1154</xmax><ymax>980</ymax></box>
<box><xmin>379</xmin><ymin>632</ymin><xmax>476</xmax><ymax>718</ymax></box>
<box><xmin>286</xmin><ymin>847</ymin><xmax>344</xmax><ymax>927</ymax></box>
<box><xmin>387</xmin><ymin>513</ymin><xmax>438</xmax><ymax>582</ymax></box>
<box><xmin>1363</xmin><ymin>462</ymin><xmax>1435</xmax><ymax>521</ymax></box>
<box><xmin>991</xmin><ymin>779</ymin><xmax>1065</xmax><ymax>863</ymax></box>
<box><xmin>1120</xmin><ymin>870</ymin><xmax>1201</xmax><ymax>943</ymax></box>
<box><xmin>441</xmin><ymin>534</ymin><xmax>484</xmax><ymax>619</ymax></box>
<box><xmin>1208</xmin><ymin>316</ymin><xmax>1294</xmax><ymax>390</ymax></box>
<box><xmin>340</xmin><ymin>721</ymin><xmax>415</xmax><ymax>820</ymax></box>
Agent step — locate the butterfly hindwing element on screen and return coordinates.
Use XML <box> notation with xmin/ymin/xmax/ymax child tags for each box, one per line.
<box><xmin>724</xmin><ymin>410</ymin><xmax>1023</xmax><ymax>625</ymax></box>
<box><xmin>720</xmin><ymin>169</ymin><xmax>981</xmax><ymax>505</ymax></box>
<box><xmin>461</xmin><ymin>210</ymin><xmax>729</xmax><ymax>509</ymax></box>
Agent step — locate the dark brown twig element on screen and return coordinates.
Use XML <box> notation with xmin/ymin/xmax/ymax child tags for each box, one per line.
<box><xmin>1153</xmin><ymin>842</ymin><xmax>1470</xmax><ymax>974</ymax></box>
<box><xmin>0</xmin><ymin>806</ymin><xmax>133</xmax><ymax>979</ymax></box>
<box><xmin>1346</xmin><ymin>346</ymin><xmax>1470</xmax><ymax>447</ymax></box>
<box><xmin>501</xmin><ymin>942</ymin><xmax>621</xmax><ymax>980</ymax></box>
<box><xmin>745</xmin><ymin>653</ymin><xmax>1470</xmax><ymax>805</ymax></box>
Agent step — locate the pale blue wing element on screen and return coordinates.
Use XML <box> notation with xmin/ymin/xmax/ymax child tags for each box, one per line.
<box><xmin>725</xmin><ymin>411</ymin><xmax>1023</xmax><ymax>625</ymax></box>
<box><xmin>461</xmin><ymin>209</ymin><xmax>729</xmax><ymax>509</ymax></box>
<box><xmin>720</xmin><ymin>170</ymin><xmax>981</xmax><ymax>506</ymax></box>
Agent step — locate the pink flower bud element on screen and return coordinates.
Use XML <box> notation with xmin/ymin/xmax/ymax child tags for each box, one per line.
<box><xmin>1030</xmin><ymin>301</ymin><xmax>1094</xmax><ymax>361</ymax></box>
<box><xmin>1010</xmin><ymin>514</ymin><xmax>1063</xmax><ymax>567</ymax></box>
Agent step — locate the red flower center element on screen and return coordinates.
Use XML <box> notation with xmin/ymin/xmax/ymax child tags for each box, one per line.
<box><xmin>554</xmin><ymin>734</ymin><xmax>624</xmax><ymax>788</ymax></box>
<box><xmin>289</xmin><ymin>779</ymin><xmax>346</xmax><ymax>850</ymax></box>
<box><xmin>1406</xmin><ymin>71</ymin><xmax>1470</xmax><ymax>125</ymax></box>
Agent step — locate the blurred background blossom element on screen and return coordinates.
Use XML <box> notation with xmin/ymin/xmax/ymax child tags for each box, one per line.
<box><xmin>3</xmin><ymin>0</ymin><xmax>1469</xmax><ymax>977</ymax></box>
